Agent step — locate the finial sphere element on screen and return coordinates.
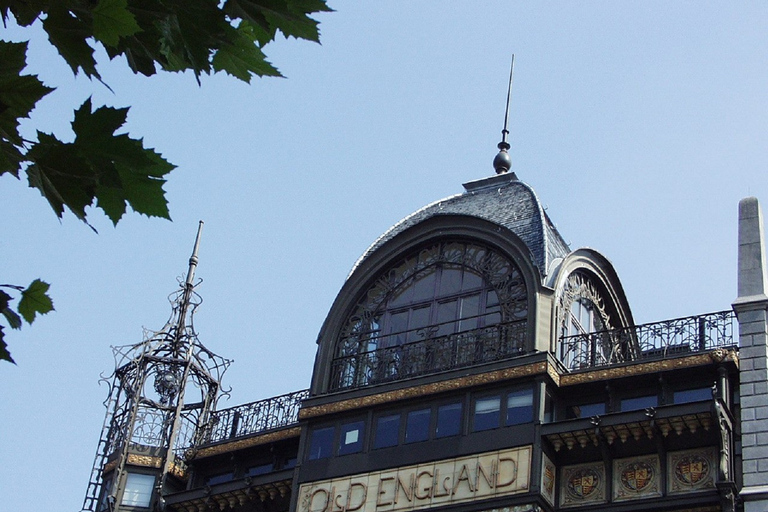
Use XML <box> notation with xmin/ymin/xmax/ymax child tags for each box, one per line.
<box><xmin>493</xmin><ymin>148</ymin><xmax>511</xmax><ymax>174</ymax></box>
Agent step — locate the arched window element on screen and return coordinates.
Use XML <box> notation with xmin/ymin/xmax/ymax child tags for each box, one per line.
<box><xmin>558</xmin><ymin>271</ymin><xmax>617</xmax><ymax>369</ymax></box>
<box><xmin>331</xmin><ymin>241</ymin><xmax>528</xmax><ymax>390</ymax></box>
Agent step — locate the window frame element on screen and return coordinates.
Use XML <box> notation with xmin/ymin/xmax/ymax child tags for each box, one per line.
<box><xmin>472</xmin><ymin>386</ymin><xmax>535</xmax><ymax>432</ymax></box>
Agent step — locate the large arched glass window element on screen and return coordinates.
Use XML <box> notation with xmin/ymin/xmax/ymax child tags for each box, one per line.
<box><xmin>331</xmin><ymin>241</ymin><xmax>528</xmax><ymax>390</ymax></box>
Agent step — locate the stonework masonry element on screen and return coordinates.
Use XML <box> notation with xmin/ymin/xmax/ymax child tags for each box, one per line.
<box><xmin>733</xmin><ymin>197</ymin><xmax>768</xmax><ymax>512</ymax></box>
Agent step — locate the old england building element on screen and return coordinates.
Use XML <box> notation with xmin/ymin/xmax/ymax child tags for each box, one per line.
<box><xmin>81</xmin><ymin>144</ymin><xmax>768</xmax><ymax>512</ymax></box>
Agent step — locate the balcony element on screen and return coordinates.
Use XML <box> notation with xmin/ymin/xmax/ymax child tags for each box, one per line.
<box><xmin>558</xmin><ymin>310</ymin><xmax>737</xmax><ymax>371</ymax></box>
<box><xmin>202</xmin><ymin>389</ymin><xmax>309</xmax><ymax>445</ymax></box>
<box><xmin>329</xmin><ymin>319</ymin><xmax>528</xmax><ymax>391</ymax></box>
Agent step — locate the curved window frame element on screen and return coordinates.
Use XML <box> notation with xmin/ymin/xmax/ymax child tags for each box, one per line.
<box><xmin>331</xmin><ymin>241</ymin><xmax>529</xmax><ymax>390</ymax></box>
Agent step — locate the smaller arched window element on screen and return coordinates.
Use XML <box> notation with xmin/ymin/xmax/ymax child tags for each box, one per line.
<box><xmin>558</xmin><ymin>271</ymin><xmax>617</xmax><ymax>370</ymax></box>
<box><xmin>331</xmin><ymin>241</ymin><xmax>529</xmax><ymax>390</ymax></box>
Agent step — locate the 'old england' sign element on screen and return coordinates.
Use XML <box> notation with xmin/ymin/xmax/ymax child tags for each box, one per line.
<box><xmin>298</xmin><ymin>447</ymin><xmax>532</xmax><ymax>512</ymax></box>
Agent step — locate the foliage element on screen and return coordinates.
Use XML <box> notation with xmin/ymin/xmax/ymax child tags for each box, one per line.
<box><xmin>0</xmin><ymin>0</ymin><xmax>331</xmax><ymax>362</ymax></box>
<box><xmin>1</xmin><ymin>280</ymin><xmax>54</xmax><ymax>363</ymax></box>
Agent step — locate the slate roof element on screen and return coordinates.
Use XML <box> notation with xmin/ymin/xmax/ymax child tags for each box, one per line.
<box><xmin>349</xmin><ymin>172</ymin><xmax>570</xmax><ymax>282</ymax></box>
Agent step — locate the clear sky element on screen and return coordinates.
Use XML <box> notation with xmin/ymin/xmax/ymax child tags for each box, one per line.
<box><xmin>1</xmin><ymin>2</ymin><xmax>767</xmax><ymax>510</ymax></box>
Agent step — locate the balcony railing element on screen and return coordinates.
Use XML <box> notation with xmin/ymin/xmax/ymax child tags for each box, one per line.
<box><xmin>202</xmin><ymin>389</ymin><xmax>309</xmax><ymax>445</ymax></box>
<box><xmin>558</xmin><ymin>310</ymin><xmax>737</xmax><ymax>371</ymax></box>
<box><xmin>330</xmin><ymin>319</ymin><xmax>528</xmax><ymax>391</ymax></box>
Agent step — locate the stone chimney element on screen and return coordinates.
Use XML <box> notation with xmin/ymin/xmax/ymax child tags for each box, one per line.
<box><xmin>732</xmin><ymin>197</ymin><xmax>768</xmax><ymax>512</ymax></box>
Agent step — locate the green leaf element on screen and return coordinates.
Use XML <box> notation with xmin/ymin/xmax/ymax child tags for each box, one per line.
<box><xmin>0</xmin><ymin>290</ymin><xmax>19</xmax><ymax>329</ymax></box>
<box><xmin>71</xmin><ymin>97</ymin><xmax>129</xmax><ymax>142</ymax></box>
<box><xmin>224</xmin><ymin>0</ymin><xmax>331</xmax><ymax>43</ymax></box>
<box><xmin>0</xmin><ymin>41</ymin><xmax>54</xmax><ymax>177</ymax></box>
<box><xmin>0</xmin><ymin>326</ymin><xmax>14</xmax><ymax>364</ymax></box>
<box><xmin>26</xmin><ymin>131</ymin><xmax>95</xmax><ymax>221</ymax></box>
<box><xmin>18</xmin><ymin>279</ymin><xmax>53</xmax><ymax>324</ymax></box>
<box><xmin>1</xmin><ymin>305</ymin><xmax>22</xmax><ymax>329</ymax></box>
<box><xmin>213</xmin><ymin>22</ymin><xmax>281</xmax><ymax>82</ymax></box>
<box><xmin>1</xmin><ymin>0</ymin><xmax>45</xmax><ymax>27</ymax></box>
<box><xmin>43</xmin><ymin>4</ymin><xmax>100</xmax><ymax>78</ymax></box>
<box><xmin>92</xmin><ymin>0</ymin><xmax>141</xmax><ymax>47</ymax></box>
<box><xmin>0</xmin><ymin>138</ymin><xmax>25</xmax><ymax>177</ymax></box>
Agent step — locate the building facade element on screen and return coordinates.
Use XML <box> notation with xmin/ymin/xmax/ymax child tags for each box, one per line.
<box><xmin>83</xmin><ymin>170</ymin><xmax>768</xmax><ymax>512</ymax></box>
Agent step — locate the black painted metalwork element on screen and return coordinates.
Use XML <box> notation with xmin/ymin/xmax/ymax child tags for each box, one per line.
<box><xmin>81</xmin><ymin>223</ymin><xmax>232</xmax><ymax>512</ymax></box>
<box><xmin>203</xmin><ymin>390</ymin><xmax>309</xmax><ymax>444</ymax></box>
<box><xmin>558</xmin><ymin>310</ymin><xmax>736</xmax><ymax>371</ymax></box>
<box><xmin>331</xmin><ymin>318</ymin><xmax>527</xmax><ymax>391</ymax></box>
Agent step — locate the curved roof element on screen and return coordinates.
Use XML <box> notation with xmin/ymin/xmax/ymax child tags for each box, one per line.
<box><xmin>349</xmin><ymin>172</ymin><xmax>570</xmax><ymax>280</ymax></box>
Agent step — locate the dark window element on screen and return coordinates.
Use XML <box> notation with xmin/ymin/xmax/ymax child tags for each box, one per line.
<box><xmin>473</xmin><ymin>396</ymin><xmax>501</xmax><ymax>431</ymax></box>
<box><xmin>506</xmin><ymin>388</ymin><xmax>533</xmax><ymax>425</ymax></box>
<box><xmin>436</xmin><ymin>403</ymin><xmax>462</xmax><ymax>438</ymax></box>
<box><xmin>621</xmin><ymin>395</ymin><xmax>658</xmax><ymax>412</ymax></box>
<box><xmin>674</xmin><ymin>387</ymin><xmax>712</xmax><ymax>404</ymax></box>
<box><xmin>405</xmin><ymin>409</ymin><xmax>431</xmax><ymax>443</ymax></box>
<box><xmin>283</xmin><ymin>457</ymin><xmax>297</xmax><ymax>470</ymax></box>
<box><xmin>339</xmin><ymin>421</ymin><xmax>365</xmax><ymax>455</ymax></box>
<box><xmin>247</xmin><ymin>464</ymin><xmax>272</xmax><ymax>477</ymax></box>
<box><xmin>374</xmin><ymin>414</ymin><xmax>400</xmax><ymax>448</ymax></box>
<box><xmin>308</xmin><ymin>426</ymin><xmax>335</xmax><ymax>460</ymax></box>
<box><xmin>567</xmin><ymin>402</ymin><xmax>606</xmax><ymax>419</ymax></box>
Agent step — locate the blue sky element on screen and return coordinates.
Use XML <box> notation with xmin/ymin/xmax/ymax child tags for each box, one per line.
<box><xmin>1</xmin><ymin>2</ymin><xmax>767</xmax><ymax>509</ymax></box>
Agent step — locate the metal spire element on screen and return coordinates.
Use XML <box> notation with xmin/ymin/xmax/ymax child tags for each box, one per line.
<box><xmin>493</xmin><ymin>55</ymin><xmax>515</xmax><ymax>174</ymax></box>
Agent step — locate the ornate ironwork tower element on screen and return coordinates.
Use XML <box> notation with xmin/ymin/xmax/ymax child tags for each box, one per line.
<box><xmin>81</xmin><ymin>222</ymin><xmax>231</xmax><ymax>512</ymax></box>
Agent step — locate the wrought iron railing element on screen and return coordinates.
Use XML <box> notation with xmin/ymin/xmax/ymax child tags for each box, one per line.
<box><xmin>203</xmin><ymin>389</ymin><xmax>309</xmax><ymax>444</ymax></box>
<box><xmin>558</xmin><ymin>310</ymin><xmax>736</xmax><ymax>371</ymax></box>
<box><xmin>330</xmin><ymin>319</ymin><xmax>527</xmax><ymax>391</ymax></box>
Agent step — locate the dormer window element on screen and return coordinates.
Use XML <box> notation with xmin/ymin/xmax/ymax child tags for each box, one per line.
<box><xmin>331</xmin><ymin>241</ymin><xmax>528</xmax><ymax>390</ymax></box>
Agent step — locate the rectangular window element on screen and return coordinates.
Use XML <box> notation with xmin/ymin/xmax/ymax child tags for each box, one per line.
<box><xmin>473</xmin><ymin>396</ymin><xmax>501</xmax><ymax>431</ymax></box>
<box><xmin>405</xmin><ymin>409</ymin><xmax>431</xmax><ymax>443</ymax></box>
<box><xmin>283</xmin><ymin>457</ymin><xmax>297</xmax><ymax>470</ymax></box>
<box><xmin>621</xmin><ymin>395</ymin><xmax>658</xmax><ymax>412</ymax></box>
<box><xmin>567</xmin><ymin>402</ymin><xmax>606</xmax><ymax>419</ymax></box>
<box><xmin>506</xmin><ymin>388</ymin><xmax>534</xmax><ymax>425</ymax></box>
<box><xmin>374</xmin><ymin>414</ymin><xmax>400</xmax><ymax>448</ymax></box>
<box><xmin>674</xmin><ymin>387</ymin><xmax>712</xmax><ymax>404</ymax></box>
<box><xmin>339</xmin><ymin>420</ymin><xmax>365</xmax><ymax>455</ymax></box>
<box><xmin>206</xmin><ymin>472</ymin><xmax>234</xmax><ymax>485</ymax></box>
<box><xmin>122</xmin><ymin>473</ymin><xmax>155</xmax><ymax>508</ymax></box>
<box><xmin>435</xmin><ymin>403</ymin><xmax>462</xmax><ymax>438</ymax></box>
<box><xmin>247</xmin><ymin>463</ymin><xmax>273</xmax><ymax>477</ymax></box>
<box><xmin>308</xmin><ymin>426</ymin><xmax>335</xmax><ymax>460</ymax></box>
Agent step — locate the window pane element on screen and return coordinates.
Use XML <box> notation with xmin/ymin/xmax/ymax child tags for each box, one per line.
<box><xmin>388</xmin><ymin>311</ymin><xmax>408</xmax><ymax>346</ymax></box>
<box><xmin>412</xmin><ymin>271</ymin><xmax>437</xmax><ymax>302</ymax></box>
<box><xmin>283</xmin><ymin>457</ymin><xmax>297</xmax><ymax>470</ymax></box>
<box><xmin>206</xmin><ymin>472</ymin><xmax>234</xmax><ymax>485</ymax></box>
<box><xmin>247</xmin><ymin>463</ymin><xmax>273</xmax><ymax>476</ymax></box>
<box><xmin>308</xmin><ymin>426</ymin><xmax>335</xmax><ymax>460</ymax></box>
<box><xmin>621</xmin><ymin>395</ymin><xmax>658</xmax><ymax>412</ymax></box>
<box><xmin>674</xmin><ymin>388</ymin><xmax>712</xmax><ymax>404</ymax></box>
<box><xmin>566</xmin><ymin>402</ymin><xmax>606</xmax><ymax>419</ymax></box>
<box><xmin>436</xmin><ymin>403</ymin><xmax>462</xmax><ymax>438</ymax></box>
<box><xmin>436</xmin><ymin>300</ymin><xmax>457</xmax><ymax>336</ymax></box>
<box><xmin>389</xmin><ymin>281</ymin><xmax>414</xmax><ymax>308</ymax></box>
<box><xmin>405</xmin><ymin>409</ymin><xmax>431</xmax><ymax>443</ymax></box>
<box><xmin>374</xmin><ymin>414</ymin><xmax>400</xmax><ymax>448</ymax></box>
<box><xmin>462</xmin><ymin>270</ymin><xmax>483</xmax><ymax>292</ymax></box>
<box><xmin>506</xmin><ymin>388</ymin><xmax>534</xmax><ymax>425</ymax></box>
<box><xmin>339</xmin><ymin>421</ymin><xmax>365</xmax><ymax>455</ymax></box>
<box><xmin>458</xmin><ymin>294</ymin><xmax>480</xmax><ymax>331</ymax></box>
<box><xmin>439</xmin><ymin>267</ymin><xmax>462</xmax><ymax>296</ymax></box>
<box><xmin>123</xmin><ymin>473</ymin><xmax>155</xmax><ymax>507</ymax></box>
<box><xmin>473</xmin><ymin>396</ymin><xmax>500</xmax><ymax>431</ymax></box>
<box><xmin>407</xmin><ymin>306</ymin><xmax>431</xmax><ymax>342</ymax></box>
